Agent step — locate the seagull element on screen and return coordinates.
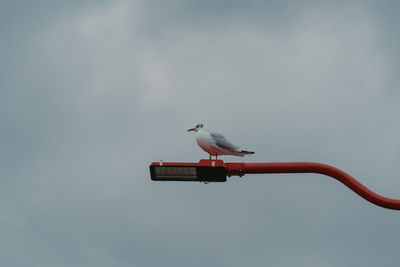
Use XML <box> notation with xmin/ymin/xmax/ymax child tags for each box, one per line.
<box><xmin>187</xmin><ymin>124</ymin><xmax>254</xmax><ymax>160</ymax></box>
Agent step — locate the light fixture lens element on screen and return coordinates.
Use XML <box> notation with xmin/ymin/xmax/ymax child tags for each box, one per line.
<box><xmin>154</xmin><ymin>166</ymin><xmax>197</xmax><ymax>179</ymax></box>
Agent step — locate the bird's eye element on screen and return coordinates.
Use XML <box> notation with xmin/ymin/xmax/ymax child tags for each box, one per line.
<box><xmin>200</xmin><ymin>124</ymin><xmax>203</xmax><ymax>128</ymax></box>
<box><xmin>196</xmin><ymin>124</ymin><xmax>199</xmax><ymax>128</ymax></box>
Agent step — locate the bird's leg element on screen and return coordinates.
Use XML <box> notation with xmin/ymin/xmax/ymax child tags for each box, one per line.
<box><xmin>209</xmin><ymin>154</ymin><xmax>211</xmax><ymax>160</ymax></box>
<box><xmin>215</xmin><ymin>154</ymin><xmax>218</xmax><ymax>160</ymax></box>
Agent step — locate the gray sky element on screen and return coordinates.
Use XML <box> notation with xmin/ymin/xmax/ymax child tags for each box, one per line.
<box><xmin>1</xmin><ymin>0</ymin><xmax>400</xmax><ymax>266</ymax></box>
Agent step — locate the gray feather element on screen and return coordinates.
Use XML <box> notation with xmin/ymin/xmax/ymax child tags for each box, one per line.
<box><xmin>210</xmin><ymin>132</ymin><xmax>239</xmax><ymax>151</ymax></box>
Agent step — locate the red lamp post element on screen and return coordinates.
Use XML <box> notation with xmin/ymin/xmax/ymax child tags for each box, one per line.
<box><xmin>150</xmin><ymin>160</ymin><xmax>400</xmax><ymax>210</ymax></box>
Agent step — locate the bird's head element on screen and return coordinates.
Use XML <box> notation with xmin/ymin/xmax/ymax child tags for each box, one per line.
<box><xmin>187</xmin><ymin>123</ymin><xmax>204</xmax><ymax>132</ymax></box>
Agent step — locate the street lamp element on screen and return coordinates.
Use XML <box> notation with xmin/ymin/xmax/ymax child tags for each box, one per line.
<box><xmin>150</xmin><ymin>159</ymin><xmax>400</xmax><ymax>210</ymax></box>
<box><xmin>150</xmin><ymin>160</ymin><xmax>226</xmax><ymax>182</ymax></box>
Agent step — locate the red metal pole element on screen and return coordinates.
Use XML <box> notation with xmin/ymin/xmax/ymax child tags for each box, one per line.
<box><xmin>224</xmin><ymin>162</ymin><xmax>400</xmax><ymax>210</ymax></box>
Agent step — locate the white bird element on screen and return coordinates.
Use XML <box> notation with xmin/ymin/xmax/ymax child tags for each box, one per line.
<box><xmin>187</xmin><ymin>124</ymin><xmax>254</xmax><ymax>160</ymax></box>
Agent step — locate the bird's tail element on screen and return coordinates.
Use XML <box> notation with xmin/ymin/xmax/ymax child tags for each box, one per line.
<box><xmin>240</xmin><ymin>150</ymin><xmax>255</xmax><ymax>155</ymax></box>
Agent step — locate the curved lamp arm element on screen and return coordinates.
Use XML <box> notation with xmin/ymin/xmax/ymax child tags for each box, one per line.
<box><xmin>224</xmin><ymin>162</ymin><xmax>400</xmax><ymax>210</ymax></box>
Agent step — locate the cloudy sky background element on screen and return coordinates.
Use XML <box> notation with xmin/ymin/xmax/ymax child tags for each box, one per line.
<box><xmin>1</xmin><ymin>0</ymin><xmax>400</xmax><ymax>266</ymax></box>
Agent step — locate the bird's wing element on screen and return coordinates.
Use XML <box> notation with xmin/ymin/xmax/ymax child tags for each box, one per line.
<box><xmin>210</xmin><ymin>132</ymin><xmax>239</xmax><ymax>151</ymax></box>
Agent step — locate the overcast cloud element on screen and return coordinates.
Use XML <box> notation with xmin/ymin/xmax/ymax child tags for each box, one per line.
<box><xmin>1</xmin><ymin>1</ymin><xmax>400</xmax><ymax>266</ymax></box>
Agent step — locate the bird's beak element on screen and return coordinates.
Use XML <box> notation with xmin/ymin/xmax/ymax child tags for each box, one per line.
<box><xmin>187</xmin><ymin>128</ymin><xmax>195</xmax><ymax>132</ymax></box>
